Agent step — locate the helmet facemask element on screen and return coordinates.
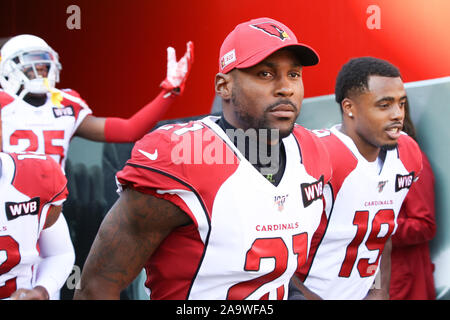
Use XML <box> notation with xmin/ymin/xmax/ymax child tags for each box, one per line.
<box><xmin>0</xmin><ymin>47</ymin><xmax>61</xmax><ymax>98</ymax></box>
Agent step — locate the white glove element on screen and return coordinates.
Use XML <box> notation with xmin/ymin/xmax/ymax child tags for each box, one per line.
<box><xmin>160</xmin><ymin>41</ymin><xmax>194</xmax><ymax>95</ymax></box>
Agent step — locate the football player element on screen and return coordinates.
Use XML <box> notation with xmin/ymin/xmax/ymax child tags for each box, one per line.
<box><xmin>74</xmin><ymin>17</ymin><xmax>332</xmax><ymax>300</ymax></box>
<box><xmin>0</xmin><ymin>152</ymin><xmax>74</xmax><ymax>300</ymax></box>
<box><xmin>295</xmin><ymin>57</ymin><xmax>423</xmax><ymax>299</ymax></box>
<box><xmin>0</xmin><ymin>34</ymin><xmax>193</xmax><ymax>168</ymax></box>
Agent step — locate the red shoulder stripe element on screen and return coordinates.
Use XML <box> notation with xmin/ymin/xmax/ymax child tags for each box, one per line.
<box><xmin>292</xmin><ymin>126</ymin><xmax>332</xmax><ymax>183</ymax></box>
<box><xmin>118</xmin><ymin>123</ymin><xmax>240</xmax><ymax>222</ymax></box>
<box><xmin>0</xmin><ymin>91</ymin><xmax>14</xmax><ymax>110</ymax></box>
<box><xmin>11</xmin><ymin>153</ymin><xmax>68</xmax><ymax>204</ymax></box>
<box><xmin>61</xmin><ymin>89</ymin><xmax>88</xmax><ymax>120</ymax></box>
<box><xmin>322</xmin><ymin>132</ymin><xmax>358</xmax><ymax>196</ymax></box>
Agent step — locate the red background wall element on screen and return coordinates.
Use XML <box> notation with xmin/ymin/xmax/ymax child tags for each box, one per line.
<box><xmin>1</xmin><ymin>0</ymin><xmax>449</xmax><ymax>120</ymax></box>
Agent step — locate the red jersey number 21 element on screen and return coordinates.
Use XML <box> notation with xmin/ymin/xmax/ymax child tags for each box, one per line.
<box><xmin>227</xmin><ymin>233</ymin><xmax>308</xmax><ymax>299</ymax></box>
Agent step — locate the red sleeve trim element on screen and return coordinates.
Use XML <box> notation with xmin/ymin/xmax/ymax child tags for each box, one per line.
<box><xmin>117</xmin><ymin>163</ymin><xmax>208</xmax><ymax>228</ymax></box>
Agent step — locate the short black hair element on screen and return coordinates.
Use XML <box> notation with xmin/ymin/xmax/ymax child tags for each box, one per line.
<box><xmin>335</xmin><ymin>57</ymin><xmax>401</xmax><ymax>107</ymax></box>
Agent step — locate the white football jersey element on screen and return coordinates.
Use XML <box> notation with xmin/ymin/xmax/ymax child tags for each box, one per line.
<box><xmin>0</xmin><ymin>152</ymin><xmax>68</xmax><ymax>299</ymax></box>
<box><xmin>298</xmin><ymin>125</ymin><xmax>422</xmax><ymax>299</ymax></box>
<box><xmin>0</xmin><ymin>89</ymin><xmax>92</xmax><ymax>168</ymax></box>
<box><xmin>116</xmin><ymin>116</ymin><xmax>332</xmax><ymax>300</ymax></box>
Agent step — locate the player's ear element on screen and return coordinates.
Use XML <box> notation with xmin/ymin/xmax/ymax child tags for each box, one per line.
<box><xmin>215</xmin><ymin>72</ymin><xmax>232</xmax><ymax>100</ymax></box>
<box><xmin>341</xmin><ymin>98</ymin><xmax>355</xmax><ymax>119</ymax></box>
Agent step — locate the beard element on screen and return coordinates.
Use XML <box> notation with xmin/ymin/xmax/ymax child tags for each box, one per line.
<box><xmin>357</xmin><ymin>125</ymin><xmax>399</xmax><ymax>152</ymax></box>
<box><xmin>230</xmin><ymin>90</ymin><xmax>297</xmax><ymax>140</ymax></box>
<box><xmin>381</xmin><ymin>143</ymin><xmax>398</xmax><ymax>151</ymax></box>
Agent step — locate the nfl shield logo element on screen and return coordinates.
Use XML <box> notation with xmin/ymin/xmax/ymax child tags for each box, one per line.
<box><xmin>377</xmin><ymin>180</ymin><xmax>388</xmax><ymax>193</ymax></box>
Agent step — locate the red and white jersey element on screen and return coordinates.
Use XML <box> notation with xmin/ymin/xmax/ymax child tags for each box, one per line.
<box><xmin>0</xmin><ymin>152</ymin><xmax>68</xmax><ymax>299</ymax></box>
<box><xmin>0</xmin><ymin>89</ymin><xmax>92</xmax><ymax>169</ymax></box>
<box><xmin>298</xmin><ymin>125</ymin><xmax>422</xmax><ymax>300</ymax></box>
<box><xmin>116</xmin><ymin>116</ymin><xmax>332</xmax><ymax>300</ymax></box>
